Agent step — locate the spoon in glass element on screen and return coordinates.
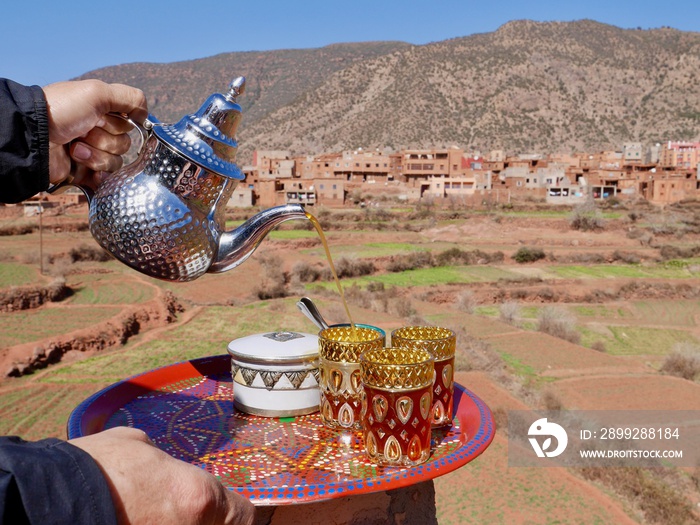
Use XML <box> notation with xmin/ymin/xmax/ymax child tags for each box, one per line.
<box><xmin>296</xmin><ymin>297</ymin><xmax>330</xmax><ymax>331</ymax></box>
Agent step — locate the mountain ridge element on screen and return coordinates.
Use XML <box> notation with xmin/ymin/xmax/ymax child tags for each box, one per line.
<box><xmin>77</xmin><ymin>20</ymin><xmax>700</xmax><ymax>161</ymax></box>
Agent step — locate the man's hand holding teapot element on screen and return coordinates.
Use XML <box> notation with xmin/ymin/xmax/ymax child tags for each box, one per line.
<box><xmin>43</xmin><ymin>79</ymin><xmax>147</xmax><ymax>191</ymax></box>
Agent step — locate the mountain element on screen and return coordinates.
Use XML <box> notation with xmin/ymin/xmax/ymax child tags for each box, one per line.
<box><xmin>78</xmin><ymin>20</ymin><xmax>700</xmax><ymax>160</ymax></box>
<box><xmin>77</xmin><ymin>42</ymin><xmax>411</xmax><ymax>132</ymax></box>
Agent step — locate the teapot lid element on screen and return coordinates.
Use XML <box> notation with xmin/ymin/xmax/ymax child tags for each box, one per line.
<box><xmin>150</xmin><ymin>77</ymin><xmax>247</xmax><ymax>180</ymax></box>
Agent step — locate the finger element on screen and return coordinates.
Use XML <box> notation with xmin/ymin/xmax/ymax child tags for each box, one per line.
<box><xmin>80</xmin><ymin>127</ymin><xmax>132</xmax><ymax>156</ymax></box>
<box><xmin>70</xmin><ymin>141</ymin><xmax>124</xmax><ymax>173</ymax></box>
<box><xmin>48</xmin><ymin>143</ymin><xmax>72</xmax><ymax>185</ymax></box>
<box><xmin>99</xmin><ymin>113</ymin><xmax>139</xmax><ymax>135</ymax></box>
<box><xmin>101</xmin><ymin>426</ymin><xmax>154</xmax><ymax>444</ymax></box>
<box><xmin>70</xmin><ymin>163</ymin><xmax>98</xmax><ymax>193</ymax></box>
<box><xmin>223</xmin><ymin>491</ymin><xmax>255</xmax><ymax>525</ymax></box>
<box><xmin>102</xmin><ymin>83</ymin><xmax>148</xmax><ymax>122</ymax></box>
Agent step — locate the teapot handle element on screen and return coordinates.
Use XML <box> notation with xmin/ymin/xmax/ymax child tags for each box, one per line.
<box><xmin>48</xmin><ymin>112</ymin><xmax>153</xmax><ymax>199</ymax></box>
<box><xmin>109</xmin><ymin>111</ymin><xmax>153</xmax><ymax>156</ymax></box>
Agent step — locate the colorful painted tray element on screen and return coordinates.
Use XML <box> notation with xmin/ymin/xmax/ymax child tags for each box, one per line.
<box><xmin>68</xmin><ymin>355</ymin><xmax>495</xmax><ymax>505</ymax></box>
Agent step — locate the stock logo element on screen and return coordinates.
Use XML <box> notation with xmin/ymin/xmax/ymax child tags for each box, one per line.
<box><xmin>528</xmin><ymin>418</ymin><xmax>568</xmax><ymax>458</ymax></box>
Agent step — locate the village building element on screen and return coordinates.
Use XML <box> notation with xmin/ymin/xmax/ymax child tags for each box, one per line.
<box><xmin>15</xmin><ymin>142</ymin><xmax>699</xmax><ymax>211</ymax></box>
<box><xmin>659</xmin><ymin>141</ymin><xmax>700</xmax><ymax>169</ymax></box>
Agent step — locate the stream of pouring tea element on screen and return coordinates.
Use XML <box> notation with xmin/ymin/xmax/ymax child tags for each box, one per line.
<box><xmin>306</xmin><ymin>212</ymin><xmax>356</xmax><ymax>335</ymax></box>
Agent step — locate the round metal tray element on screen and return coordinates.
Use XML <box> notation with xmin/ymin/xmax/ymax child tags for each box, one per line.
<box><xmin>68</xmin><ymin>355</ymin><xmax>495</xmax><ymax>505</ymax></box>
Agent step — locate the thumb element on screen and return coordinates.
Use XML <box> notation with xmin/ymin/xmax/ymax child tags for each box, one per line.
<box><xmin>223</xmin><ymin>490</ymin><xmax>255</xmax><ymax>525</ymax></box>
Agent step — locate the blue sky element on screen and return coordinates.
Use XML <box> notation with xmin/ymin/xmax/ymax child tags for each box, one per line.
<box><xmin>2</xmin><ymin>0</ymin><xmax>698</xmax><ymax>87</ymax></box>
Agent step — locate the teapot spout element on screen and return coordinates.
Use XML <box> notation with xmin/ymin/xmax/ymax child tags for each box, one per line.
<box><xmin>209</xmin><ymin>204</ymin><xmax>308</xmax><ymax>274</ymax></box>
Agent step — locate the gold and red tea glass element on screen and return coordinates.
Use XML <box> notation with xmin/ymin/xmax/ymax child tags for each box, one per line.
<box><xmin>318</xmin><ymin>326</ymin><xmax>385</xmax><ymax>430</ymax></box>
<box><xmin>391</xmin><ymin>326</ymin><xmax>456</xmax><ymax>428</ymax></box>
<box><xmin>360</xmin><ymin>347</ymin><xmax>434</xmax><ymax>466</ymax></box>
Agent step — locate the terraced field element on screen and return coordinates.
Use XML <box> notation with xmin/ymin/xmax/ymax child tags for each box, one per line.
<box><xmin>1</xmin><ymin>202</ymin><xmax>700</xmax><ymax>524</ymax></box>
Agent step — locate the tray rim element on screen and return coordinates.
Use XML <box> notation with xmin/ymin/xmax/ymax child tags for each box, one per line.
<box><xmin>67</xmin><ymin>354</ymin><xmax>496</xmax><ymax>505</ymax></box>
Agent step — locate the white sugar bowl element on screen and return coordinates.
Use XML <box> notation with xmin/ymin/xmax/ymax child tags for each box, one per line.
<box><xmin>227</xmin><ymin>331</ymin><xmax>320</xmax><ymax>417</ymax></box>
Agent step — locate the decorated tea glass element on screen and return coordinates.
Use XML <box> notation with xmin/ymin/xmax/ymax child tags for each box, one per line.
<box><xmin>391</xmin><ymin>326</ymin><xmax>456</xmax><ymax>428</ymax></box>
<box><xmin>318</xmin><ymin>326</ymin><xmax>385</xmax><ymax>430</ymax></box>
<box><xmin>359</xmin><ymin>347</ymin><xmax>434</xmax><ymax>466</ymax></box>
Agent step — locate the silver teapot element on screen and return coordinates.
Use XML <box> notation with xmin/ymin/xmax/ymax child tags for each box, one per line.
<box><xmin>54</xmin><ymin>77</ymin><xmax>308</xmax><ymax>282</ymax></box>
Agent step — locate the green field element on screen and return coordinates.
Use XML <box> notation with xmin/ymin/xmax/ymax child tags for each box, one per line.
<box><xmin>0</xmin><ymin>306</ymin><xmax>123</xmax><ymax>348</ymax></box>
<box><xmin>474</xmin><ymin>305</ymin><xmax>542</xmax><ymax>319</ymax></box>
<box><xmin>548</xmin><ymin>263</ymin><xmax>699</xmax><ymax>280</ymax></box>
<box><xmin>571</xmin><ymin>304</ymin><xmax>634</xmax><ymax>319</ymax></box>
<box><xmin>267</xmin><ymin>229</ymin><xmax>319</xmax><ymax>240</ymax></box>
<box><xmin>0</xmin><ymin>262</ymin><xmax>39</xmax><ymax>287</ymax></box>
<box><xmin>38</xmin><ymin>301</ymin><xmax>316</xmax><ymax>384</ymax></box>
<box><xmin>309</xmin><ymin>265</ymin><xmax>520</xmax><ymax>290</ymax></box>
<box><xmin>578</xmin><ymin>325</ymin><xmax>699</xmax><ymax>355</ymax></box>
<box><xmin>67</xmin><ymin>274</ymin><xmax>156</xmax><ymax>304</ymax></box>
<box><xmin>0</xmin><ymin>383</ymin><xmax>106</xmax><ymax>440</ymax></box>
<box><xmin>629</xmin><ymin>299</ymin><xmax>700</xmax><ymax>327</ymax></box>
<box><xmin>302</xmin><ymin>240</ymin><xmax>463</xmax><ymax>259</ymax></box>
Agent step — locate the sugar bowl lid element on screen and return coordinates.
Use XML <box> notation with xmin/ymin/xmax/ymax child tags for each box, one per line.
<box><xmin>227</xmin><ymin>331</ymin><xmax>319</xmax><ymax>366</ymax></box>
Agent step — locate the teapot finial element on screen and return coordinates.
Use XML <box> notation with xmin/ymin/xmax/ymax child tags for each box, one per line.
<box><xmin>228</xmin><ymin>77</ymin><xmax>246</xmax><ymax>101</ymax></box>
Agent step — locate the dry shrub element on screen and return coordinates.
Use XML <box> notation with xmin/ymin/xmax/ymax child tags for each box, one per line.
<box><xmin>455</xmin><ymin>290</ymin><xmax>476</xmax><ymax>313</ymax></box>
<box><xmin>406</xmin><ymin>313</ymin><xmax>428</xmax><ymax>326</ymax></box>
<box><xmin>322</xmin><ymin>304</ymin><xmax>348</xmax><ymax>325</ymax></box>
<box><xmin>563</xmin><ymin>252</ymin><xmax>607</xmax><ymax>264</ymax></box>
<box><xmin>290</xmin><ymin>261</ymin><xmax>322</xmax><ymax>283</ymax></box>
<box><xmin>537</xmin><ymin>306</ymin><xmax>581</xmax><ymax>344</ymax></box>
<box><xmin>659</xmin><ymin>244</ymin><xmax>700</xmax><ymax>260</ymax></box>
<box><xmin>333</xmin><ymin>257</ymin><xmax>375</xmax><ymax>278</ymax></box>
<box><xmin>692</xmin><ymin>464</ymin><xmax>700</xmax><ymax>491</ymax></box>
<box><xmin>434</xmin><ymin>248</ymin><xmax>504</xmax><ymax>266</ymax></box>
<box><xmin>569</xmin><ymin>198</ymin><xmax>604</xmax><ymax>231</ymax></box>
<box><xmin>19</xmin><ymin>251</ymin><xmax>53</xmax><ymax>268</ymax></box>
<box><xmin>513</xmin><ymin>246</ymin><xmax>546</xmax><ymax>263</ymax></box>
<box><xmin>47</xmin><ymin>258</ymin><xmax>71</xmax><ymax>278</ymax></box>
<box><xmin>511</xmin><ymin>289</ymin><xmax>528</xmax><ymax>300</ymax></box>
<box><xmin>322</xmin><ymin>281</ymin><xmax>402</xmax><ymax>319</ymax></box>
<box><xmin>68</xmin><ymin>243</ymin><xmax>112</xmax><ymax>262</ymax></box>
<box><xmin>498</xmin><ymin>276</ymin><xmax>544</xmax><ymax>287</ymax></box>
<box><xmin>370</xmin><ymin>296</ymin><xmax>389</xmax><ymax>313</ymax></box>
<box><xmin>391</xmin><ymin>296</ymin><xmax>415</xmax><ymax>318</ymax></box>
<box><xmin>541</xmin><ymin>390</ymin><xmax>564</xmax><ymax>410</ymax></box>
<box><xmin>0</xmin><ymin>222</ymin><xmax>35</xmax><ymax>236</ymax></box>
<box><xmin>499</xmin><ymin>301</ymin><xmax>520</xmax><ymax>325</ymax></box>
<box><xmin>649</xmin><ymin>216</ymin><xmax>685</xmax><ymax>236</ymax></box>
<box><xmin>579</xmin><ymin>467</ymin><xmax>695</xmax><ymax>525</ymax></box>
<box><xmin>491</xmin><ymin>407</ymin><xmax>508</xmax><ymax>435</ymax></box>
<box><xmin>386</xmin><ymin>251</ymin><xmax>433</xmax><ymax>272</ymax></box>
<box><xmin>254</xmin><ymin>282</ymin><xmax>288</xmax><ymax>300</ymax></box>
<box><xmin>343</xmin><ymin>284</ymin><xmax>372</xmax><ymax>309</ymax></box>
<box><xmin>660</xmin><ymin>343</ymin><xmax>700</xmax><ymax>381</ymax></box>
<box><xmin>366</xmin><ymin>281</ymin><xmax>385</xmax><ymax>293</ymax></box>
<box><xmin>537</xmin><ymin>287</ymin><xmax>557</xmax><ymax>301</ymax></box>
<box><xmin>253</xmin><ymin>254</ymin><xmax>289</xmax><ymax>300</ymax></box>
<box><xmin>590</xmin><ymin>340</ymin><xmax>607</xmax><ymax>353</ymax></box>
<box><xmin>452</xmin><ymin>326</ymin><xmax>538</xmax><ymax>406</ymax></box>
<box><xmin>453</xmin><ymin>328</ymin><xmax>499</xmax><ymax>373</ymax></box>
<box><xmin>540</xmin><ymin>390</ymin><xmax>564</xmax><ymax>411</ymax></box>
<box><xmin>611</xmin><ymin>250</ymin><xmax>641</xmax><ymax>264</ymax></box>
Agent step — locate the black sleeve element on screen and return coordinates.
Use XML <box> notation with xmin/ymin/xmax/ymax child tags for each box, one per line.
<box><xmin>0</xmin><ymin>78</ymin><xmax>50</xmax><ymax>204</ymax></box>
<box><xmin>0</xmin><ymin>436</ymin><xmax>117</xmax><ymax>525</ymax></box>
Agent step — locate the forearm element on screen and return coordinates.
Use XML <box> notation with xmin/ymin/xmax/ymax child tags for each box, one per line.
<box><xmin>0</xmin><ymin>79</ymin><xmax>51</xmax><ymax>204</ymax></box>
<box><xmin>0</xmin><ymin>436</ymin><xmax>117</xmax><ymax>525</ymax></box>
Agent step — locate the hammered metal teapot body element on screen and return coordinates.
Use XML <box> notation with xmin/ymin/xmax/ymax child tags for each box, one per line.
<box><xmin>58</xmin><ymin>77</ymin><xmax>307</xmax><ymax>282</ymax></box>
